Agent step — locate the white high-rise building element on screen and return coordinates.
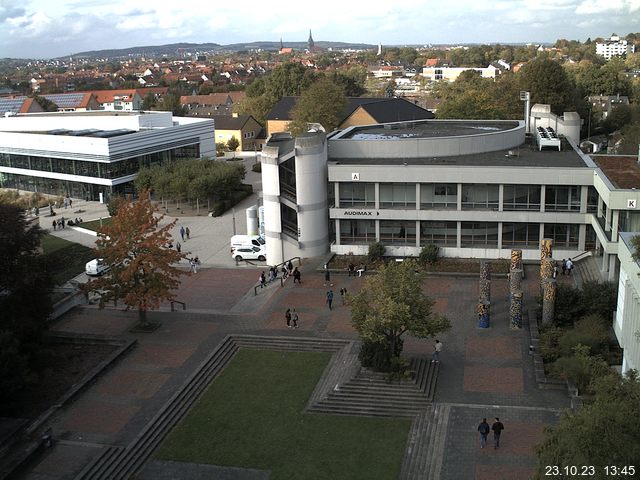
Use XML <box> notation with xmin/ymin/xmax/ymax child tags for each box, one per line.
<box><xmin>596</xmin><ymin>35</ymin><xmax>635</xmax><ymax>60</ymax></box>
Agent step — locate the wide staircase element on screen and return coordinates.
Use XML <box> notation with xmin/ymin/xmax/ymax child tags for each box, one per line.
<box><xmin>74</xmin><ymin>335</ymin><xmax>350</xmax><ymax>480</ymax></box>
<box><xmin>308</xmin><ymin>357</ymin><xmax>438</xmax><ymax>418</ymax></box>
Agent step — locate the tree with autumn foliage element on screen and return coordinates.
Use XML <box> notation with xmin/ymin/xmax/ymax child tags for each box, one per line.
<box><xmin>86</xmin><ymin>191</ymin><xmax>187</xmax><ymax>328</ymax></box>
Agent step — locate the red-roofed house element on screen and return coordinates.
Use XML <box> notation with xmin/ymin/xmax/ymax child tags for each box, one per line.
<box><xmin>90</xmin><ymin>89</ymin><xmax>143</xmax><ymax>111</ymax></box>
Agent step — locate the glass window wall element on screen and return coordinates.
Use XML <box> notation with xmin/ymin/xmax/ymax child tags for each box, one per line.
<box><xmin>380</xmin><ymin>220</ymin><xmax>416</xmax><ymax>245</ymax></box>
<box><xmin>545</xmin><ymin>186</ymin><xmax>581</xmax><ymax>211</ymax></box>
<box><xmin>461</xmin><ymin>222</ymin><xmax>499</xmax><ymax>248</ymax></box>
<box><xmin>340</xmin><ymin>220</ymin><xmax>376</xmax><ymax>244</ymax></box>
<box><xmin>339</xmin><ymin>183</ymin><xmax>375</xmax><ymax>207</ymax></box>
<box><xmin>501</xmin><ymin>223</ymin><xmax>540</xmax><ymax>248</ymax></box>
<box><xmin>461</xmin><ymin>184</ymin><xmax>499</xmax><ymax>210</ymax></box>
<box><xmin>420</xmin><ymin>183</ymin><xmax>457</xmax><ymax>209</ymax></box>
<box><xmin>543</xmin><ymin>224</ymin><xmax>579</xmax><ymax>248</ymax></box>
<box><xmin>503</xmin><ymin>185</ymin><xmax>541</xmax><ymax>211</ymax></box>
<box><xmin>420</xmin><ymin>221</ymin><xmax>457</xmax><ymax>246</ymax></box>
<box><xmin>380</xmin><ymin>183</ymin><xmax>416</xmax><ymax>209</ymax></box>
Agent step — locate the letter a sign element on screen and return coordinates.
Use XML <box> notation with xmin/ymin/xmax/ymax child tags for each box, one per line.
<box><xmin>352</xmin><ymin>172</ymin><xmax>360</xmax><ymax>181</ymax></box>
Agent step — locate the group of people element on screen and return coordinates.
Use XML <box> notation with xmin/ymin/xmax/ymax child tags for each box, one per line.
<box><xmin>347</xmin><ymin>262</ymin><xmax>367</xmax><ymax>277</ymax></box>
<box><xmin>179</xmin><ymin>226</ymin><xmax>191</xmax><ymax>242</ymax></box>
<box><xmin>190</xmin><ymin>257</ymin><xmax>200</xmax><ymax>273</ymax></box>
<box><xmin>477</xmin><ymin>417</ymin><xmax>505</xmax><ymax>449</ymax></box>
<box><xmin>259</xmin><ymin>262</ymin><xmax>301</xmax><ymax>288</ymax></box>
<box><xmin>284</xmin><ymin>308</ymin><xmax>299</xmax><ymax>328</ymax></box>
<box><xmin>62</xmin><ymin>194</ymin><xmax>73</xmax><ymax>209</ymax></box>
<box><xmin>560</xmin><ymin>258</ymin><xmax>574</xmax><ymax>276</ymax></box>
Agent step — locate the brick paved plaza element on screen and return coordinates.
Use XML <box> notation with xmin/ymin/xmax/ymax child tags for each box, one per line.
<box><xmin>19</xmin><ymin>260</ymin><xmax>570</xmax><ymax>480</ymax></box>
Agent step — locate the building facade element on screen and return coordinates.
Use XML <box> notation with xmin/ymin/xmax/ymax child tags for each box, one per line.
<box><xmin>421</xmin><ymin>66</ymin><xmax>500</xmax><ymax>82</ymax></box>
<box><xmin>614</xmin><ymin>233</ymin><xmax>640</xmax><ymax>375</ymax></box>
<box><xmin>596</xmin><ymin>36</ymin><xmax>635</xmax><ymax>60</ymax></box>
<box><xmin>0</xmin><ymin>111</ymin><xmax>215</xmax><ymax>201</ymax></box>
<box><xmin>261</xmin><ymin>111</ymin><xmax>640</xmax><ymax>282</ymax></box>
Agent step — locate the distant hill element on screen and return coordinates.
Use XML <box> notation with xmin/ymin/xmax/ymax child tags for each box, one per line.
<box><xmin>67</xmin><ymin>41</ymin><xmax>376</xmax><ymax>59</ymax></box>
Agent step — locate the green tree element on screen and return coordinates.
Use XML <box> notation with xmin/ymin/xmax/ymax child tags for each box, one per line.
<box><xmin>534</xmin><ymin>371</ymin><xmax>640</xmax><ymax>478</ymax></box>
<box><xmin>288</xmin><ymin>77</ymin><xmax>347</xmax><ymax>135</ymax></box>
<box><xmin>350</xmin><ymin>260</ymin><xmax>451</xmax><ymax>369</ymax></box>
<box><xmin>141</xmin><ymin>92</ymin><xmax>157</xmax><ymax>110</ymax></box>
<box><xmin>86</xmin><ymin>191</ymin><xmax>186</xmax><ymax>328</ymax></box>
<box><xmin>227</xmin><ymin>136</ymin><xmax>240</xmax><ymax>152</ymax></box>
<box><xmin>155</xmin><ymin>93</ymin><xmax>187</xmax><ymax>116</ymax></box>
<box><xmin>519</xmin><ymin>58</ymin><xmax>577</xmax><ymax>113</ymax></box>
<box><xmin>619</xmin><ymin>122</ymin><xmax>640</xmax><ymax>154</ymax></box>
<box><xmin>0</xmin><ymin>204</ymin><xmax>52</xmax><ymax>410</ymax></box>
<box><xmin>32</xmin><ymin>95</ymin><xmax>58</xmax><ymax>112</ymax></box>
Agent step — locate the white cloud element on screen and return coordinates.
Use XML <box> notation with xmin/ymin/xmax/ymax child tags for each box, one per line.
<box><xmin>575</xmin><ymin>0</ymin><xmax>624</xmax><ymax>14</ymax></box>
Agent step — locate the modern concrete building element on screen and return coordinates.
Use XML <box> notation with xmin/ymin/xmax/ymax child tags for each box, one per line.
<box><xmin>261</xmin><ymin>107</ymin><xmax>640</xmax><ymax>282</ymax></box>
<box><xmin>614</xmin><ymin>232</ymin><xmax>640</xmax><ymax>375</ymax></box>
<box><xmin>421</xmin><ymin>66</ymin><xmax>500</xmax><ymax>82</ymax></box>
<box><xmin>0</xmin><ymin>110</ymin><xmax>215</xmax><ymax>201</ymax></box>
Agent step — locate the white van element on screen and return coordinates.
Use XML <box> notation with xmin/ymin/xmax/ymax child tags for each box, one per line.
<box><xmin>230</xmin><ymin>235</ymin><xmax>265</xmax><ymax>253</ymax></box>
<box><xmin>85</xmin><ymin>258</ymin><xmax>110</xmax><ymax>276</ymax></box>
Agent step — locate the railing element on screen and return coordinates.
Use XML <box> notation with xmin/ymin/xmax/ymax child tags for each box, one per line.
<box><xmin>253</xmin><ymin>257</ymin><xmax>302</xmax><ymax>296</ymax></box>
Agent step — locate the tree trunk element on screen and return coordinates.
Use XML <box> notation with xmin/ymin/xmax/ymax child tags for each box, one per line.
<box><xmin>138</xmin><ymin>308</ymin><xmax>149</xmax><ymax>328</ymax></box>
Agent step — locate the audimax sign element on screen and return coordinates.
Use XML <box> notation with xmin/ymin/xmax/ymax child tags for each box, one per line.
<box><xmin>343</xmin><ymin>210</ymin><xmax>379</xmax><ymax>216</ymax></box>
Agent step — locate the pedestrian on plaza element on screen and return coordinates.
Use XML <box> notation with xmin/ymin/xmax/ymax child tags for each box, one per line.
<box><xmin>69</xmin><ymin>197</ymin><xmax>72</xmax><ymax>208</ymax></box>
<box><xmin>431</xmin><ymin>339</ymin><xmax>442</xmax><ymax>363</ymax></box>
<box><xmin>63</xmin><ymin>196</ymin><xmax>68</xmax><ymax>209</ymax></box>
<box><xmin>285</xmin><ymin>308</ymin><xmax>292</xmax><ymax>328</ymax></box>
<box><xmin>326</xmin><ymin>290</ymin><xmax>334</xmax><ymax>310</ymax></box>
<box><xmin>60</xmin><ymin>217</ymin><xmax>65</xmax><ymax>229</ymax></box>
<box><xmin>259</xmin><ymin>271</ymin><xmax>267</xmax><ymax>288</ymax></box>
<box><xmin>491</xmin><ymin>418</ymin><xmax>504</xmax><ymax>449</ymax></box>
<box><xmin>553</xmin><ymin>263</ymin><xmax>558</xmax><ymax>279</ymax></box>
<box><xmin>52</xmin><ymin>219</ymin><xmax>57</xmax><ymax>231</ymax></box>
<box><xmin>324</xmin><ymin>267</ymin><xmax>331</xmax><ymax>287</ymax></box>
<box><xmin>293</xmin><ymin>267</ymin><xmax>301</xmax><ymax>284</ymax></box>
<box><xmin>348</xmin><ymin>262</ymin><xmax>355</xmax><ymax>277</ymax></box>
<box><xmin>340</xmin><ymin>287</ymin><xmax>347</xmax><ymax>305</ymax></box>
<box><xmin>292</xmin><ymin>309</ymin><xmax>298</xmax><ymax>328</ymax></box>
<box><xmin>477</xmin><ymin>418</ymin><xmax>490</xmax><ymax>448</ymax></box>
<box><xmin>176</xmin><ymin>242</ymin><xmax>181</xmax><ymax>253</ymax></box>
<box><xmin>269</xmin><ymin>266</ymin><xmax>277</xmax><ymax>282</ymax></box>
<box><xmin>282</xmin><ymin>263</ymin><xmax>289</xmax><ymax>279</ymax></box>
<box><xmin>566</xmin><ymin>258</ymin><xmax>573</xmax><ymax>275</ymax></box>
<box><xmin>49</xmin><ymin>205</ymin><xmax>54</xmax><ymax>216</ymax></box>
<box><xmin>180</xmin><ymin>226</ymin><xmax>185</xmax><ymax>241</ymax></box>
<box><xmin>287</xmin><ymin>260</ymin><xmax>293</xmax><ymax>272</ymax></box>
<box><xmin>185</xmin><ymin>227</ymin><xmax>191</xmax><ymax>240</ymax></box>
<box><xmin>191</xmin><ymin>257</ymin><xmax>200</xmax><ymax>273</ymax></box>
<box><xmin>561</xmin><ymin>259</ymin><xmax>567</xmax><ymax>275</ymax></box>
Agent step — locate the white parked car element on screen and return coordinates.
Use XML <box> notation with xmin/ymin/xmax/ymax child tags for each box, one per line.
<box><xmin>85</xmin><ymin>258</ymin><xmax>110</xmax><ymax>276</ymax></box>
<box><xmin>232</xmin><ymin>246</ymin><xmax>266</xmax><ymax>262</ymax></box>
<box><xmin>230</xmin><ymin>235</ymin><xmax>265</xmax><ymax>254</ymax></box>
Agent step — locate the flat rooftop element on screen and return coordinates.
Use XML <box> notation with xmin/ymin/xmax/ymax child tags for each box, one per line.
<box><xmin>339</xmin><ymin>120</ymin><xmax>520</xmax><ymax>140</ymax></box>
<box><xmin>330</xmin><ymin>140</ymin><xmax>589</xmax><ymax>168</ymax></box>
<box><xmin>592</xmin><ymin>155</ymin><xmax>640</xmax><ymax>189</ymax></box>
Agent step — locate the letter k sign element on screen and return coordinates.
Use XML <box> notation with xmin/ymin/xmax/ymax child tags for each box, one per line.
<box><xmin>628</xmin><ymin>199</ymin><xmax>637</xmax><ymax>209</ymax></box>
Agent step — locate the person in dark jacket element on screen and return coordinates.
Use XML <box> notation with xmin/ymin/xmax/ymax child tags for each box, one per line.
<box><xmin>477</xmin><ymin>418</ymin><xmax>490</xmax><ymax>448</ymax></box>
<box><xmin>491</xmin><ymin>417</ymin><xmax>504</xmax><ymax>449</ymax></box>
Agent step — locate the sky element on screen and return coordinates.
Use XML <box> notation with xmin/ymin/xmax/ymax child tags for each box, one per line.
<box><xmin>1</xmin><ymin>0</ymin><xmax>639</xmax><ymax>59</ymax></box>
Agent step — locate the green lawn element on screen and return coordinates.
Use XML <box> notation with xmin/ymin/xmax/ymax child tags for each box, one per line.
<box><xmin>155</xmin><ymin>349</ymin><xmax>411</xmax><ymax>480</ymax></box>
<box><xmin>41</xmin><ymin>234</ymin><xmax>94</xmax><ymax>285</ymax></box>
<box><xmin>77</xmin><ymin>217</ymin><xmax>111</xmax><ymax>232</ymax></box>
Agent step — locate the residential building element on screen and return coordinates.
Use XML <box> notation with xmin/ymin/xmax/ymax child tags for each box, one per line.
<box><xmin>91</xmin><ymin>89</ymin><xmax>143</xmax><ymax>111</ymax></box>
<box><xmin>421</xmin><ymin>66</ymin><xmax>500</xmax><ymax>82</ymax></box>
<box><xmin>213</xmin><ymin>114</ymin><xmax>262</xmax><ymax>151</ymax></box>
<box><xmin>266</xmin><ymin>97</ymin><xmax>434</xmax><ymax>137</ymax></box>
<box><xmin>588</xmin><ymin>94</ymin><xmax>630</xmax><ymax>120</ymax></box>
<box><xmin>596</xmin><ymin>36</ymin><xmax>635</xmax><ymax>60</ymax></box>
<box><xmin>0</xmin><ymin>111</ymin><xmax>215</xmax><ymax>201</ymax></box>
<box><xmin>181</xmin><ymin>92</ymin><xmax>246</xmax><ymax>117</ymax></box>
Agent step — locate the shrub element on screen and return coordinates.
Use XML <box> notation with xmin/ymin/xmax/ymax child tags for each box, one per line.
<box><xmin>368</xmin><ymin>241</ymin><xmax>386</xmax><ymax>262</ymax></box>
<box><xmin>539</xmin><ymin>326</ymin><xmax>564</xmax><ymax>363</ymax></box>
<box><xmin>551</xmin><ymin>344</ymin><xmax>611</xmax><ymax>394</ymax></box>
<box><xmin>419</xmin><ymin>244</ymin><xmax>440</xmax><ymax>264</ymax></box>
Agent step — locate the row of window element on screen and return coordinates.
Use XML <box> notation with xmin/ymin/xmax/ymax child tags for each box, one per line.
<box><xmin>0</xmin><ymin>144</ymin><xmax>200</xmax><ymax>180</ymax></box>
<box><xmin>0</xmin><ymin>173</ymin><xmax>133</xmax><ymax>201</ymax></box>
<box><xmin>338</xmin><ymin>183</ymin><xmax>597</xmax><ymax>212</ymax></box>
<box><xmin>338</xmin><ymin>219</ymin><xmax>592</xmax><ymax>249</ymax></box>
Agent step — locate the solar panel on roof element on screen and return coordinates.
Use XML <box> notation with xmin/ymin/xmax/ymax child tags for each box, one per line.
<box><xmin>68</xmin><ymin>129</ymin><xmax>101</xmax><ymax>136</ymax></box>
<box><xmin>43</xmin><ymin>93</ymin><xmax>85</xmax><ymax>108</ymax></box>
<box><xmin>0</xmin><ymin>98</ymin><xmax>27</xmax><ymax>115</ymax></box>
<box><xmin>88</xmin><ymin>129</ymin><xmax>135</xmax><ymax>138</ymax></box>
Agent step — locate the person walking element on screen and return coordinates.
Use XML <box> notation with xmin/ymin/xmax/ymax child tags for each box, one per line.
<box><xmin>176</xmin><ymin>242</ymin><xmax>181</xmax><ymax>253</ymax></box>
<box><xmin>565</xmin><ymin>258</ymin><xmax>573</xmax><ymax>275</ymax></box>
<box><xmin>180</xmin><ymin>226</ymin><xmax>185</xmax><ymax>241</ymax></box>
<box><xmin>561</xmin><ymin>259</ymin><xmax>567</xmax><ymax>275</ymax></box>
<box><xmin>491</xmin><ymin>417</ymin><xmax>504</xmax><ymax>449</ymax></box>
<box><xmin>340</xmin><ymin>287</ymin><xmax>347</xmax><ymax>305</ymax></box>
<box><xmin>431</xmin><ymin>339</ymin><xmax>442</xmax><ymax>363</ymax></box>
<box><xmin>324</xmin><ymin>267</ymin><xmax>331</xmax><ymax>287</ymax></box>
<box><xmin>185</xmin><ymin>227</ymin><xmax>191</xmax><ymax>240</ymax></box>
<box><xmin>52</xmin><ymin>219</ymin><xmax>57</xmax><ymax>231</ymax></box>
<box><xmin>477</xmin><ymin>418</ymin><xmax>490</xmax><ymax>449</ymax></box>
<box><xmin>285</xmin><ymin>308</ymin><xmax>292</xmax><ymax>328</ymax></box>
<box><xmin>326</xmin><ymin>290</ymin><xmax>334</xmax><ymax>310</ymax></box>
<box><xmin>259</xmin><ymin>271</ymin><xmax>267</xmax><ymax>288</ymax></box>
<box><xmin>293</xmin><ymin>267</ymin><xmax>301</xmax><ymax>284</ymax></box>
<box><xmin>348</xmin><ymin>262</ymin><xmax>355</xmax><ymax>277</ymax></box>
<box><xmin>291</xmin><ymin>309</ymin><xmax>299</xmax><ymax>328</ymax></box>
